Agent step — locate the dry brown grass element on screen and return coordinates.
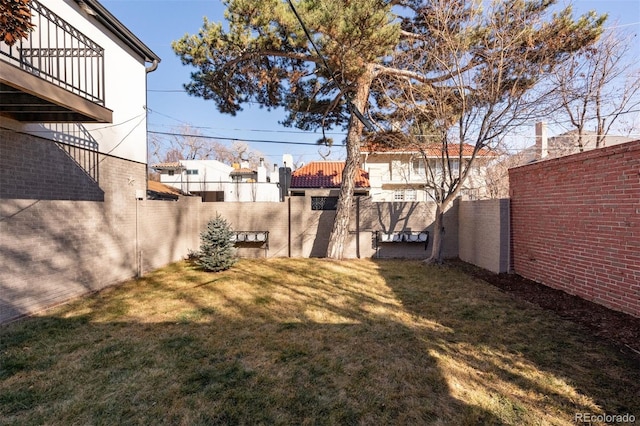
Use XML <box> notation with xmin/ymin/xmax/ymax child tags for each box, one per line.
<box><xmin>1</xmin><ymin>258</ymin><xmax>638</xmax><ymax>425</ymax></box>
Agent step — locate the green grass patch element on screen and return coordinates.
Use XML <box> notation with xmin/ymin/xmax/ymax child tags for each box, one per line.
<box><xmin>1</xmin><ymin>259</ymin><xmax>638</xmax><ymax>425</ymax></box>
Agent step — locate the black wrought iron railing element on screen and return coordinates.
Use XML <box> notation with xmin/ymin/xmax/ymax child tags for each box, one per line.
<box><xmin>0</xmin><ymin>0</ymin><xmax>105</xmax><ymax>106</ymax></box>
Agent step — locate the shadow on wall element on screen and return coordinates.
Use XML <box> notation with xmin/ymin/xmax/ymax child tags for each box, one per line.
<box><xmin>373</xmin><ymin>201</ymin><xmax>435</xmax><ymax>259</ymax></box>
<box><xmin>310</xmin><ymin>208</ymin><xmax>336</xmax><ymax>258</ymax></box>
<box><xmin>0</xmin><ymin>126</ymin><xmax>103</xmax><ymax>201</ymax></box>
<box><xmin>375</xmin><ymin>201</ymin><xmax>421</xmax><ymax>234</ymax></box>
<box><xmin>0</xmin><ymin>198</ymin><xmax>138</xmax><ymax>323</ymax></box>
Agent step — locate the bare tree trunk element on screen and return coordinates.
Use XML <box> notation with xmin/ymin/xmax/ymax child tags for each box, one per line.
<box><xmin>425</xmin><ymin>203</ymin><xmax>444</xmax><ymax>264</ymax></box>
<box><xmin>326</xmin><ymin>67</ymin><xmax>373</xmax><ymax>259</ymax></box>
<box><xmin>425</xmin><ymin>182</ymin><xmax>463</xmax><ymax>264</ymax></box>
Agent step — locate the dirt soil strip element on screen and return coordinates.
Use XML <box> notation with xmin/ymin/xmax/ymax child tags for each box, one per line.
<box><xmin>451</xmin><ymin>260</ymin><xmax>640</xmax><ymax>359</ymax></box>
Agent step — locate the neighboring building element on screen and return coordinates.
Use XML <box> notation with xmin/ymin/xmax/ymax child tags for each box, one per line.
<box><xmin>147</xmin><ymin>180</ymin><xmax>184</xmax><ymax>201</ymax></box>
<box><xmin>152</xmin><ymin>159</ymin><xmax>281</xmax><ymax>202</ymax></box>
<box><xmin>518</xmin><ymin>125</ymin><xmax>637</xmax><ymax>164</ymax></box>
<box><xmin>360</xmin><ymin>140</ymin><xmax>496</xmax><ymax>202</ymax></box>
<box><xmin>289</xmin><ymin>161</ymin><xmax>370</xmax><ymax>212</ymax></box>
<box><xmin>486</xmin><ymin>124</ymin><xmax>638</xmax><ymax>198</ymax></box>
<box><xmin>544</xmin><ymin>128</ymin><xmax>636</xmax><ymax>159</ymax></box>
<box><xmin>153</xmin><ymin>160</ymin><xmax>232</xmax><ymax>201</ymax></box>
<box><xmin>289</xmin><ymin>161</ymin><xmax>370</xmax><ymax>195</ymax></box>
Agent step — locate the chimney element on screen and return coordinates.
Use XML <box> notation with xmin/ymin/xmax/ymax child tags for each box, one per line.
<box><xmin>257</xmin><ymin>158</ymin><xmax>267</xmax><ymax>183</ymax></box>
<box><xmin>535</xmin><ymin>122</ymin><xmax>548</xmax><ymax>160</ymax></box>
<box><xmin>282</xmin><ymin>154</ymin><xmax>293</xmax><ymax>170</ymax></box>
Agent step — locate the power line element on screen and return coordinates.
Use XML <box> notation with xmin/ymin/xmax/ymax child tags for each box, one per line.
<box><xmin>147</xmin><ymin>107</ymin><xmax>348</xmax><ymax>136</ymax></box>
<box><xmin>148</xmin><ymin>130</ymin><xmax>341</xmax><ymax>147</ymax></box>
<box><xmin>604</xmin><ymin>21</ymin><xmax>640</xmax><ymax>30</ymax></box>
<box><xmin>149</xmin><ymin>121</ymin><xmax>347</xmax><ymax>136</ymax></box>
<box><xmin>286</xmin><ymin>0</ymin><xmax>376</xmax><ymax>132</ymax></box>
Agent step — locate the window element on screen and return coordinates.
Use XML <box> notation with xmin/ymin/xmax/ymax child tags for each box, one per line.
<box><xmin>394</xmin><ymin>189</ymin><xmax>416</xmax><ymax>201</ymax></box>
<box><xmin>412</xmin><ymin>159</ymin><xmax>425</xmax><ymax>178</ymax></box>
<box><xmin>168</xmin><ymin>170</ymin><xmax>174</xmax><ymax>176</ymax></box>
<box><xmin>449</xmin><ymin>160</ymin><xmax>460</xmax><ymax>175</ymax></box>
<box><xmin>311</xmin><ymin>196</ymin><xmax>338</xmax><ymax>210</ymax></box>
<box><xmin>186</xmin><ymin>169</ymin><xmax>199</xmax><ymax>175</ymax></box>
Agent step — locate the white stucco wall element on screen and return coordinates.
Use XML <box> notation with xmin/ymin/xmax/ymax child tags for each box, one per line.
<box><xmin>15</xmin><ymin>0</ymin><xmax>152</xmax><ymax>164</ymax></box>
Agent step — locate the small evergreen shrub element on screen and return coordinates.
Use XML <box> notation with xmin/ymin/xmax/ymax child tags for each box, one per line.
<box><xmin>196</xmin><ymin>215</ymin><xmax>237</xmax><ymax>272</ymax></box>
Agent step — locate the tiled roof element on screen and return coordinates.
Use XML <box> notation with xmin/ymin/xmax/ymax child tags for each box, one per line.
<box><xmin>291</xmin><ymin>162</ymin><xmax>370</xmax><ymax>188</ymax></box>
<box><xmin>362</xmin><ymin>142</ymin><xmax>495</xmax><ymax>157</ymax></box>
<box><xmin>150</xmin><ymin>162</ymin><xmax>184</xmax><ymax>170</ymax></box>
<box><xmin>361</xmin><ymin>132</ymin><xmax>495</xmax><ymax>157</ymax></box>
<box><xmin>147</xmin><ymin>180</ymin><xmax>183</xmax><ymax>196</ymax></box>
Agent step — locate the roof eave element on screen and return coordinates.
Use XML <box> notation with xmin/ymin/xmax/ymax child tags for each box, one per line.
<box><xmin>77</xmin><ymin>0</ymin><xmax>161</xmax><ymax>63</ymax></box>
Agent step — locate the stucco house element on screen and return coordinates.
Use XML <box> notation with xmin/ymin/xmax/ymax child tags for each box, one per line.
<box><xmin>360</xmin><ymin>140</ymin><xmax>496</xmax><ymax>202</ymax></box>
<box><xmin>1</xmin><ymin>0</ymin><xmax>160</xmax><ymax>200</ymax></box>
<box><xmin>152</xmin><ymin>159</ymin><xmax>281</xmax><ymax>202</ymax></box>
<box><xmin>1</xmin><ymin>0</ymin><xmax>161</xmax><ymax>323</ymax></box>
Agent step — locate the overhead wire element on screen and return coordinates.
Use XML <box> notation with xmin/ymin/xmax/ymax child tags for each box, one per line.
<box><xmin>285</xmin><ymin>0</ymin><xmax>376</xmax><ymax>132</ymax></box>
<box><xmin>148</xmin><ymin>130</ymin><xmax>339</xmax><ymax>147</ymax></box>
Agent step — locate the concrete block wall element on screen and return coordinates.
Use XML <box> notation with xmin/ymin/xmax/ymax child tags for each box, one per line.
<box><xmin>200</xmin><ymin>194</ymin><xmax>459</xmax><ymax>260</ymax></box>
<box><xmin>510</xmin><ymin>140</ymin><xmax>640</xmax><ymax>318</ymax></box>
<box><xmin>1</xmin><ymin>128</ymin><xmax>493</xmax><ymax>324</ymax></box>
<box><xmin>458</xmin><ymin>199</ymin><xmax>510</xmax><ymax>273</ymax></box>
<box><xmin>1</xmin><ymin>147</ymin><xmax>148</xmax><ymax>323</ymax></box>
<box><xmin>138</xmin><ymin>196</ymin><xmax>202</xmax><ymax>273</ymax></box>
<box><xmin>202</xmin><ymin>201</ymin><xmax>290</xmax><ymax>258</ymax></box>
<box><xmin>0</xmin><ymin>129</ymin><xmax>103</xmax><ymax>201</ymax></box>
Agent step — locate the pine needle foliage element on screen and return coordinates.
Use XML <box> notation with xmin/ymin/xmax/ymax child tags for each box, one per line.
<box><xmin>196</xmin><ymin>215</ymin><xmax>237</xmax><ymax>272</ymax></box>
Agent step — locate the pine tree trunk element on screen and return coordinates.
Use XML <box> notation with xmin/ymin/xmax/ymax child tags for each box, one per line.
<box><xmin>326</xmin><ymin>141</ymin><xmax>359</xmax><ymax>259</ymax></box>
<box><xmin>326</xmin><ymin>67</ymin><xmax>373</xmax><ymax>259</ymax></box>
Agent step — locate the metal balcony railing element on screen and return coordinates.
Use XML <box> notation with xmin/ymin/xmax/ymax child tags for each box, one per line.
<box><xmin>0</xmin><ymin>0</ymin><xmax>105</xmax><ymax>106</ymax></box>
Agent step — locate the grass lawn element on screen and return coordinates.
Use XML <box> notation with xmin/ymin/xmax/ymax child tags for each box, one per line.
<box><xmin>1</xmin><ymin>259</ymin><xmax>638</xmax><ymax>425</ymax></box>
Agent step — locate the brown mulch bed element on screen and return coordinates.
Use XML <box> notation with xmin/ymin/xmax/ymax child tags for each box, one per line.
<box><xmin>451</xmin><ymin>260</ymin><xmax>640</xmax><ymax>358</ymax></box>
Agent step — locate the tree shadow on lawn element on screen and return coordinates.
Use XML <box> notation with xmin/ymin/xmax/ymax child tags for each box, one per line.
<box><xmin>376</xmin><ymin>259</ymin><xmax>640</xmax><ymax>424</ymax></box>
<box><xmin>4</xmin><ymin>257</ymin><xmax>637</xmax><ymax>424</ymax></box>
<box><xmin>0</xmin><ymin>262</ymin><xmax>503</xmax><ymax>425</ymax></box>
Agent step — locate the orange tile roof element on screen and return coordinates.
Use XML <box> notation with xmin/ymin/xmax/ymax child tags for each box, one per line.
<box><xmin>362</xmin><ymin>142</ymin><xmax>495</xmax><ymax>157</ymax></box>
<box><xmin>361</xmin><ymin>134</ymin><xmax>495</xmax><ymax>157</ymax></box>
<box><xmin>291</xmin><ymin>162</ymin><xmax>370</xmax><ymax>188</ymax></box>
<box><xmin>148</xmin><ymin>180</ymin><xmax>183</xmax><ymax>196</ymax></box>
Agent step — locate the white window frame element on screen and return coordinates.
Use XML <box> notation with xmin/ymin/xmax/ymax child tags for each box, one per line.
<box><xmin>405</xmin><ymin>189</ymin><xmax>417</xmax><ymax>201</ymax></box>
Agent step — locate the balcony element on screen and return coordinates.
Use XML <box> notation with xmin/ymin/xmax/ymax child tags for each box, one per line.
<box><xmin>0</xmin><ymin>0</ymin><xmax>112</xmax><ymax>123</ymax></box>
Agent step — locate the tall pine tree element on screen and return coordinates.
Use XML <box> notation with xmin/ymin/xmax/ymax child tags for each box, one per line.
<box><xmin>173</xmin><ymin>0</ymin><xmax>605</xmax><ymax>261</ymax></box>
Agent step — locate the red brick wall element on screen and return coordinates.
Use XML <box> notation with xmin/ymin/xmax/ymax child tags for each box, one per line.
<box><xmin>509</xmin><ymin>140</ymin><xmax>640</xmax><ymax>318</ymax></box>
